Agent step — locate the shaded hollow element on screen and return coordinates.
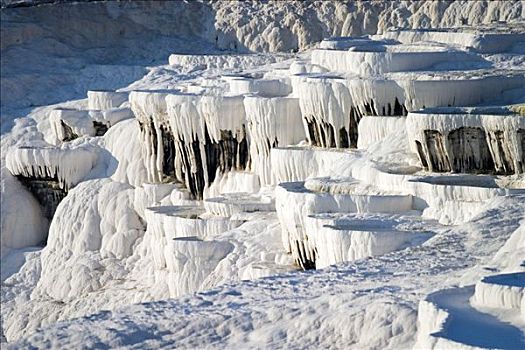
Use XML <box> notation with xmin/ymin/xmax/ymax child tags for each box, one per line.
<box><xmin>447</xmin><ymin>127</ymin><xmax>494</xmax><ymax>174</ymax></box>
<box><xmin>16</xmin><ymin>175</ymin><xmax>68</xmax><ymax>223</ymax></box>
<box><xmin>93</xmin><ymin>121</ymin><xmax>109</xmax><ymax>136</ymax></box>
<box><xmin>295</xmin><ymin>240</ymin><xmax>316</xmax><ymax>270</ymax></box>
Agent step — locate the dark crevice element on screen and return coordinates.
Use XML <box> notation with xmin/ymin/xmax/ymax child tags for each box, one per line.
<box><xmin>160</xmin><ymin>125</ymin><xmax>176</xmax><ymax>179</ymax></box>
<box><xmin>16</xmin><ymin>174</ymin><xmax>68</xmax><ymax>244</ymax></box>
<box><xmin>93</xmin><ymin>121</ymin><xmax>109</xmax><ymax>136</ymax></box>
<box><xmin>339</xmin><ymin>127</ymin><xmax>349</xmax><ymax>148</ymax></box>
<box><xmin>348</xmin><ymin>107</ymin><xmax>360</xmax><ymax>148</ymax></box>
<box><xmin>393</xmin><ymin>97</ymin><xmax>405</xmax><ymax>116</ymax></box>
<box><xmin>447</xmin><ymin>127</ymin><xmax>494</xmax><ymax>174</ymax></box>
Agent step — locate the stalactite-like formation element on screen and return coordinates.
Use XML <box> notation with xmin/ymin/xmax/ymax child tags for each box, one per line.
<box><xmin>408</xmin><ymin>111</ymin><xmax>525</xmax><ymax>175</ymax></box>
<box><xmin>447</xmin><ymin>127</ymin><xmax>494</xmax><ymax>173</ymax></box>
<box><xmin>5</xmin><ymin>146</ymin><xmax>97</xmax><ymax>231</ymax></box>
<box><xmin>131</xmin><ymin>91</ymin><xmax>250</xmax><ymax>199</ymax></box>
<box><xmin>424</xmin><ymin>130</ymin><xmax>451</xmax><ymax>172</ymax></box>
<box><xmin>174</xmin><ymin>125</ymin><xmax>249</xmax><ymax>199</ymax></box>
<box><xmin>486</xmin><ymin>130</ymin><xmax>514</xmax><ymax>175</ymax></box>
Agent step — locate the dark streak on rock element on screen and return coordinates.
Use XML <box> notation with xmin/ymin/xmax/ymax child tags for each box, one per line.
<box><xmin>415</xmin><ymin>140</ymin><xmax>428</xmax><ymax>169</ymax></box>
<box><xmin>424</xmin><ymin>130</ymin><xmax>451</xmax><ymax>172</ymax></box>
<box><xmin>447</xmin><ymin>127</ymin><xmax>494</xmax><ymax>174</ymax></box>
<box><xmin>60</xmin><ymin>120</ymin><xmax>79</xmax><ymax>142</ymax></box>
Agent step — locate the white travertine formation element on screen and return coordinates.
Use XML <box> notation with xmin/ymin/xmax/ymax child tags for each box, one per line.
<box><xmin>275</xmin><ymin>180</ymin><xmax>413</xmax><ymax>267</ymax></box>
<box><xmin>49</xmin><ymin>109</ymin><xmax>96</xmax><ymax>142</ymax></box>
<box><xmin>34</xmin><ymin>179</ymin><xmax>145</xmax><ymax>301</ymax></box>
<box><xmin>226</xmin><ymin>76</ymin><xmax>292</xmax><ymax>97</ymax></box>
<box><xmin>87</xmin><ymin>90</ymin><xmax>129</xmax><ymax>110</ymax></box>
<box><xmin>357</xmin><ymin>116</ymin><xmax>407</xmax><ymax>149</ymax></box>
<box><xmin>416</xmin><ymin>284</ymin><xmax>525</xmax><ymax>350</ymax></box>
<box><xmin>471</xmin><ymin>273</ymin><xmax>525</xmax><ymax>310</ymax></box>
<box><xmin>295</xmin><ymin>71</ymin><xmax>525</xmax><ymax>148</ymax></box>
<box><xmin>244</xmin><ymin>95</ymin><xmax>304</xmax><ymax>185</ymax></box>
<box><xmin>304</xmin><ymin>213</ymin><xmax>432</xmax><ymax>269</ymax></box>
<box><xmin>204</xmin><ymin>192</ymin><xmax>274</xmax><ymax>217</ymax></box>
<box><xmin>145</xmin><ymin>205</ymin><xmax>242</xmax><ymax>244</ymax></box>
<box><xmin>311</xmin><ymin>44</ymin><xmax>483</xmax><ymax>75</ymax></box>
<box><xmin>131</xmin><ymin>90</ymin><xmax>249</xmax><ymax>198</ymax></box>
<box><xmin>4</xmin><ymin>11</ymin><xmax>525</xmax><ymax>348</ymax></box>
<box><xmin>129</xmin><ymin>90</ymin><xmax>174</xmax><ymax>184</ymax></box>
<box><xmin>49</xmin><ymin>107</ymin><xmax>133</xmax><ymax>143</ymax></box>
<box><xmin>380</xmin><ymin>28</ymin><xmax>525</xmax><ymax>53</ymax></box>
<box><xmin>164</xmin><ymin>237</ymin><xmax>233</xmax><ymax>297</ymax></box>
<box><xmin>168</xmin><ymin>54</ymin><xmax>277</xmax><ymax>70</ymax></box>
<box><xmin>407</xmin><ymin>110</ymin><xmax>525</xmax><ymax>174</ymax></box>
<box><xmin>5</xmin><ymin>145</ymin><xmax>98</xmax><ymax>190</ymax></box>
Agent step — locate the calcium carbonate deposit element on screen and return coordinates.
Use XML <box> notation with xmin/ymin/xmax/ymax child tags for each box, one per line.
<box><xmin>1</xmin><ymin>1</ymin><xmax>524</xmax><ymax>349</ymax></box>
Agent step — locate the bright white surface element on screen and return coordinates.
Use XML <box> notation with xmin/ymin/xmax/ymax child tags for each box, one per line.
<box><xmin>8</xmin><ymin>195</ymin><xmax>525</xmax><ymax>349</ymax></box>
<box><xmin>1</xmin><ymin>3</ymin><xmax>525</xmax><ymax>348</ymax></box>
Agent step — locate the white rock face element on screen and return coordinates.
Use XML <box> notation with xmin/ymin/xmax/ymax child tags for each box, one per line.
<box><xmin>33</xmin><ymin>179</ymin><xmax>145</xmax><ymax>302</ymax></box>
<box><xmin>103</xmin><ymin>118</ymin><xmax>150</xmax><ymax>188</ymax></box>
<box><xmin>168</xmin><ymin>54</ymin><xmax>278</xmax><ymax>70</ymax></box>
<box><xmin>244</xmin><ymin>95</ymin><xmax>304</xmax><ymax>185</ymax></box>
<box><xmin>271</xmin><ymin>147</ymin><xmax>356</xmax><ymax>184</ymax></box>
<box><xmin>471</xmin><ymin>273</ymin><xmax>525</xmax><ymax>310</ymax></box>
<box><xmin>5</xmin><ymin>144</ymin><xmax>98</xmax><ymax>190</ymax></box>
<box><xmin>164</xmin><ymin>237</ymin><xmax>233</xmax><ymax>297</ymax></box>
<box><xmin>211</xmin><ymin>1</ymin><xmax>525</xmax><ymax>52</ymax></box>
<box><xmin>0</xmin><ymin>167</ymin><xmax>48</xmax><ymax>256</ymax></box>
<box><xmin>87</xmin><ymin>90</ymin><xmax>129</xmax><ymax>110</ymax></box>
<box><xmin>357</xmin><ymin>116</ymin><xmax>407</xmax><ymax>149</ymax></box>
<box><xmin>305</xmin><ymin>213</ymin><xmax>433</xmax><ymax>269</ymax></box>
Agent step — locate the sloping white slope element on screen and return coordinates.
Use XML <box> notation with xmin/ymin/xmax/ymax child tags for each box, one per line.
<box><xmin>10</xmin><ymin>195</ymin><xmax>525</xmax><ymax>349</ymax></box>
